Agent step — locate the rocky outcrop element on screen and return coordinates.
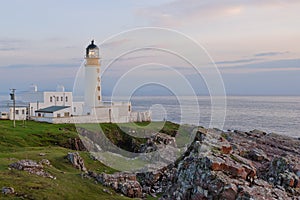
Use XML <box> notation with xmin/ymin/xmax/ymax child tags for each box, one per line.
<box><xmin>153</xmin><ymin>128</ymin><xmax>300</xmax><ymax>199</ymax></box>
<box><xmin>9</xmin><ymin>160</ymin><xmax>55</xmax><ymax>179</ymax></box>
<box><xmin>88</xmin><ymin>172</ymin><xmax>143</xmax><ymax>198</ymax></box>
<box><xmin>66</xmin><ymin>152</ymin><xmax>87</xmax><ymax>172</ymax></box>
<box><xmin>2</xmin><ymin>187</ymin><xmax>14</xmax><ymax>195</ymax></box>
<box><xmin>78</xmin><ymin>125</ymin><xmax>300</xmax><ymax>199</ymax></box>
<box><xmin>138</xmin><ymin>132</ymin><xmax>176</xmax><ymax>153</ymax></box>
<box><xmin>66</xmin><ymin>138</ymin><xmax>87</xmax><ymax>151</ymax></box>
<box><xmin>137</xmin><ymin>164</ymin><xmax>177</xmax><ymax>197</ymax></box>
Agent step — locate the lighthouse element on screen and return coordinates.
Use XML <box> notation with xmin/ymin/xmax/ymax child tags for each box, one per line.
<box><xmin>84</xmin><ymin>40</ymin><xmax>101</xmax><ymax>114</ymax></box>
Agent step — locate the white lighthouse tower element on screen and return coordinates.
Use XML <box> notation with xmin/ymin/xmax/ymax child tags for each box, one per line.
<box><xmin>84</xmin><ymin>40</ymin><xmax>101</xmax><ymax>114</ymax></box>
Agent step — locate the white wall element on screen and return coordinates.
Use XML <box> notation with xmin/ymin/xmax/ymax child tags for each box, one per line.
<box><xmin>9</xmin><ymin>107</ymin><xmax>27</xmax><ymax>120</ymax></box>
<box><xmin>44</xmin><ymin>92</ymin><xmax>73</xmax><ymax>107</ymax></box>
<box><xmin>84</xmin><ymin>66</ymin><xmax>101</xmax><ymax>113</ymax></box>
<box><xmin>72</xmin><ymin>102</ymin><xmax>84</xmax><ymax>116</ymax></box>
<box><xmin>28</xmin><ymin>92</ymin><xmax>73</xmax><ymax>117</ymax></box>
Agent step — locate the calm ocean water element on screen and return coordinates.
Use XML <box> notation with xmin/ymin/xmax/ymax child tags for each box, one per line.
<box><xmin>1</xmin><ymin>94</ymin><xmax>299</xmax><ymax>137</ymax></box>
<box><xmin>130</xmin><ymin>96</ymin><xmax>300</xmax><ymax>138</ymax></box>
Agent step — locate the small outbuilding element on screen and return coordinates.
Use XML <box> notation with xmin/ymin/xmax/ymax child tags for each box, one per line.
<box><xmin>34</xmin><ymin>106</ymin><xmax>71</xmax><ymax>123</ymax></box>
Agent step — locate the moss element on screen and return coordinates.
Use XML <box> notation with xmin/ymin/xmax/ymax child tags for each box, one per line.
<box><xmin>211</xmin><ymin>146</ymin><xmax>220</xmax><ymax>154</ymax></box>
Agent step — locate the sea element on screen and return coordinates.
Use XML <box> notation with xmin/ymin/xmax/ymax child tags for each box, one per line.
<box><xmin>130</xmin><ymin>96</ymin><xmax>300</xmax><ymax>138</ymax></box>
<box><xmin>1</xmin><ymin>95</ymin><xmax>299</xmax><ymax>138</ymax></box>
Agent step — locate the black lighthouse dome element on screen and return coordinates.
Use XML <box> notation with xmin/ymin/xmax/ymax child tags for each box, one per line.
<box><xmin>86</xmin><ymin>40</ymin><xmax>99</xmax><ymax>58</ymax></box>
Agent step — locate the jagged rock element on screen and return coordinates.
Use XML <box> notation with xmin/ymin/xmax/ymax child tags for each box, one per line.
<box><xmin>249</xmin><ymin>129</ymin><xmax>267</xmax><ymax>137</ymax></box>
<box><xmin>244</xmin><ymin>148</ymin><xmax>268</xmax><ymax>162</ymax></box>
<box><xmin>9</xmin><ymin>160</ymin><xmax>55</xmax><ymax>179</ymax></box>
<box><xmin>221</xmin><ymin>184</ymin><xmax>238</xmax><ymax>199</ymax></box>
<box><xmin>92</xmin><ymin>172</ymin><xmax>143</xmax><ymax>198</ymax></box>
<box><xmin>260</xmin><ymin>156</ymin><xmax>300</xmax><ymax>189</ymax></box>
<box><xmin>67</xmin><ymin>138</ymin><xmax>87</xmax><ymax>151</ymax></box>
<box><xmin>157</xmin><ymin>128</ymin><xmax>300</xmax><ymax>199</ymax></box>
<box><xmin>139</xmin><ymin>133</ymin><xmax>176</xmax><ymax>153</ymax></box>
<box><xmin>221</xmin><ymin>145</ymin><xmax>233</xmax><ymax>154</ymax></box>
<box><xmin>2</xmin><ymin>187</ymin><xmax>14</xmax><ymax>195</ymax></box>
<box><xmin>67</xmin><ymin>152</ymin><xmax>87</xmax><ymax>172</ymax></box>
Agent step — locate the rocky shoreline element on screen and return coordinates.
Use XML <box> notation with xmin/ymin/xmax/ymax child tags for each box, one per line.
<box><xmin>87</xmin><ymin>127</ymin><xmax>300</xmax><ymax>199</ymax></box>
<box><xmin>3</xmin><ymin>126</ymin><xmax>300</xmax><ymax>199</ymax></box>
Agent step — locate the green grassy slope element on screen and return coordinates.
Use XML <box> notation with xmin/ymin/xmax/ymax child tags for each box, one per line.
<box><xmin>0</xmin><ymin>120</ymin><xmax>180</xmax><ymax>199</ymax></box>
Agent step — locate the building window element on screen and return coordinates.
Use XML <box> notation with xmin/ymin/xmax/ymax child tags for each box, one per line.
<box><xmin>56</xmin><ymin>97</ymin><xmax>59</xmax><ymax>102</ymax></box>
<box><xmin>61</xmin><ymin>96</ymin><xmax>63</xmax><ymax>101</ymax></box>
<box><xmin>22</xmin><ymin>109</ymin><xmax>25</xmax><ymax>115</ymax></box>
<box><xmin>64</xmin><ymin>112</ymin><xmax>70</xmax><ymax>117</ymax></box>
<box><xmin>50</xmin><ymin>96</ymin><xmax>53</xmax><ymax>102</ymax></box>
<box><xmin>57</xmin><ymin>113</ymin><xmax>61</xmax><ymax>118</ymax></box>
<box><xmin>128</xmin><ymin>105</ymin><xmax>131</xmax><ymax>112</ymax></box>
<box><xmin>73</xmin><ymin>107</ymin><xmax>76</xmax><ymax>113</ymax></box>
<box><xmin>66</xmin><ymin>96</ymin><xmax>68</xmax><ymax>102</ymax></box>
<box><xmin>16</xmin><ymin>110</ymin><xmax>19</xmax><ymax>115</ymax></box>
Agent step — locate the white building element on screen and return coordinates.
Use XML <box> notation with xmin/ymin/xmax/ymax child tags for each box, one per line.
<box><xmin>22</xmin><ymin>89</ymin><xmax>83</xmax><ymax>118</ymax></box>
<box><xmin>15</xmin><ymin>40</ymin><xmax>151</xmax><ymax>124</ymax></box>
<box><xmin>9</xmin><ymin>107</ymin><xmax>27</xmax><ymax>120</ymax></box>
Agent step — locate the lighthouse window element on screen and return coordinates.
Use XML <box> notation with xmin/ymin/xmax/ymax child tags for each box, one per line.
<box><xmin>66</xmin><ymin>96</ymin><xmax>68</xmax><ymax>102</ymax></box>
<box><xmin>98</xmin><ymin>96</ymin><xmax>101</xmax><ymax>101</ymax></box>
<box><xmin>97</xmin><ymin>86</ymin><xmax>100</xmax><ymax>91</ymax></box>
<box><xmin>50</xmin><ymin>96</ymin><xmax>53</xmax><ymax>102</ymax></box>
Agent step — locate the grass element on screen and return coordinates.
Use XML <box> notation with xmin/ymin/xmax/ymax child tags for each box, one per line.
<box><xmin>0</xmin><ymin>120</ymin><xmax>181</xmax><ymax>199</ymax></box>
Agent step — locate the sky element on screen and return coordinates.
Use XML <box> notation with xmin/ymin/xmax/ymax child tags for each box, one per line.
<box><xmin>0</xmin><ymin>0</ymin><xmax>300</xmax><ymax>96</ymax></box>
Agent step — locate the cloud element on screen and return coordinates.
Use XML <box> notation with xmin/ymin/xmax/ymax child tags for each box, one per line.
<box><xmin>0</xmin><ymin>47</ymin><xmax>17</xmax><ymax>51</ymax></box>
<box><xmin>216</xmin><ymin>58</ymin><xmax>262</xmax><ymax>65</ymax></box>
<box><xmin>136</xmin><ymin>0</ymin><xmax>300</xmax><ymax>26</ymax></box>
<box><xmin>254</xmin><ymin>51</ymin><xmax>290</xmax><ymax>57</ymax></box>
<box><xmin>0</xmin><ymin>38</ymin><xmax>28</xmax><ymax>52</ymax></box>
<box><xmin>100</xmin><ymin>39</ymin><xmax>131</xmax><ymax>48</ymax></box>
<box><xmin>220</xmin><ymin>58</ymin><xmax>300</xmax><ymax>74</ymax></box>
<box><xmin>0</xmin><ymin>63</ymin><xmax>78</xmax><ymax>69</ymax></box>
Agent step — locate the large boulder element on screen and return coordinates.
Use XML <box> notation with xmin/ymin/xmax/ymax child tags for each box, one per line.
<box><xmin>92</xmin><ymin>172</ymin><xmax>143</xmax><ymax>198</ymax></box>
<box><xmin>67</xmin><ymin>152</ymin><xmax>87</xmax><ymax>172</ymax></box>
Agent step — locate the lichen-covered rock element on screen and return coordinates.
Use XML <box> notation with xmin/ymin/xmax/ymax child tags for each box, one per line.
<box><xmin>90</xmin><ymin>172</ymin><xmax>143</xmax><ymax>198</ymax></box>
<box><xmin>9</xmin><ymin>160</ymin><xmax>55</xmax><ymax>179</ymax></box>
<box><xmin>158</xmin><ymin>128</ymin><xmax>300</xmax><ymax>199</ymax></box>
